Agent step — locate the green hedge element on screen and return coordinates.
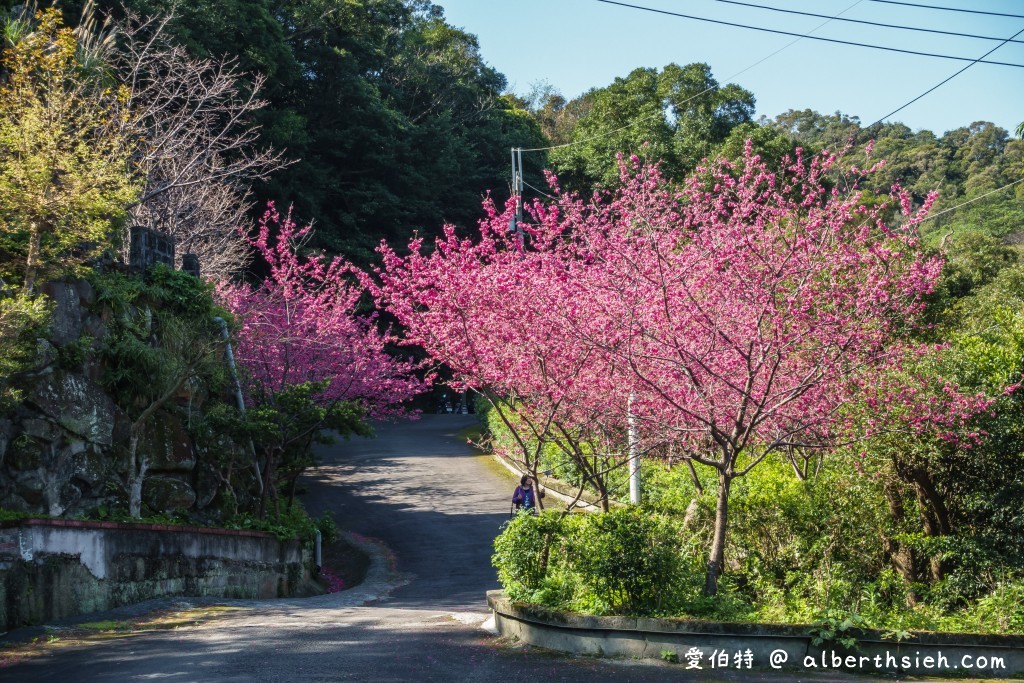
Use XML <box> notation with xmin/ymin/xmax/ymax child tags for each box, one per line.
<box><xmin>493</xmin><ymin>506</ymin><xmax>701</xmax><ymax>615</ymax></box>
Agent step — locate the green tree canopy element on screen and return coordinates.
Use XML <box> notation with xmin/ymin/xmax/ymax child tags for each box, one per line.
<box><xmin>549</xmin><ymin>63</ymin><xmax>754</xmax><ymax>189</ymax></box>
<box><xmin>80</xmin><ymin>0</ymin><xmax>545</xmax><ymax>262</ymax></box>
<box><xmin>0</xmin><ymin>8</ymin><xmax>139</xmax><ymax>290</ymax></box>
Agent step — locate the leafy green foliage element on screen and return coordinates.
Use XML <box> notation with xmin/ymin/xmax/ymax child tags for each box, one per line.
<box><xmin>808</xmin><ymin>610</ymin><xmax>868</xmax><ymax>650</ymax></box>
<box><xmin>492</xmin><ymin>510</ymin><xmax>565</xmax><ymax>601</ymax></box>
<box><xmin>55</xmin><ymin>333</ymin><xmax>93</xmax><ymax>371</ymax></box>
<box><xmin>0</xmin><ymin>289</ymin><xmax>50</xmax><ymax>403</ymax></box>
<box><xmin>0</xmin><ymin>507</ymin><xmax>30</xmax><ymax>522</ymax></box>
<box><xmin>222</xmin><ymin>504</ymin><xmax>332</xmax><ymax>543</ymax></box>
<box><xmin>244</xmin><ymin>382</ymin><xmax>372</xmax><ymax>477</ymax></box>
<box><xmin>570</xmin><ymin>507</ymin><xmax>685</xmax><ymax>614</ymax></box>
<box><xmin>0</xmin><ymin>8</ymin><xmax>139</xmax><ymax>289</ymax></box>
<box><xmin>88</xmin><ymin>0</ymin><xmax>545</xmax><ymax>262</ymax></box>
<box><xmin>493</xmin><ymin>507</ymin><xmax>695</xmax><ymax>616</ymax></box>
<box><xmin>83</xmin><ymin>498</ymin><xmax>332</xmax><ymax>543</ymax></box>
<box><xmin>91</xmin><ymin>265</ymin><xmax>228</xmax><ymax>404</ymax></box>
<box><xmin>549</xmin><ymin>63</ymin><xmax>754</xmax><ymax>189</ymax></box>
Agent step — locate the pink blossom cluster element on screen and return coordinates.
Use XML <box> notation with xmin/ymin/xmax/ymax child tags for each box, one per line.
<box><xmin>370</xmin><ymin>143</ymin><xmax>988</xmax><ymax>463</ymax></box>
<box><xmin>218</xmin><ymin>204</ymin><xmax>425</xmax><ymax>418</ymax></box>
<box><xmin>319</xmin><ymin>566</ymin><xmax>346</xmax><ymax>593</ymax></box>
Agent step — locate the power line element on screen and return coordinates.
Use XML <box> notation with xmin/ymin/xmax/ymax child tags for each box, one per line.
<box><xmin>519</xmin><ymin>0</ymin><xmax>866</xmax><ymax>152</ymax></box>
<box><xmin>707</xmin><ymin>0</ymin><xmax>1024</xmax><ymax>45</ymax></box>
<box><xmin>921</xmin><ymin>177</ymin><xmax>1024</xmax><ymax>223</ymax></box>
<box><xmin>522</xmin><ymin>179</ymin><xmax>557</xmax><ymax>200</ymax></box>
<box><xmin>593</xmin><ymin>0</ymin><xmax>1024</xmax><ymax>68</ymax></box>
<box><xmin>869</xmin><ymin>24</ymin><xmax>1024</xmax><ymax>126</ymax></box>
<box><xmin>866</xmin><ymin>0</ymin><xmax>1024</xmax><ymax>20</ymax></box>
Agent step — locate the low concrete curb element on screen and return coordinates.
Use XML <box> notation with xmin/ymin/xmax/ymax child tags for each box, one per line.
<box><xmin>487</xmin><ymin>591</ymin><xmax>1024</xmax><ymax>677</ymax></box>
<box><xmin>267</xmin><ymin>531</ymin><xmax>410</xmax><ymax>610</ymax></box>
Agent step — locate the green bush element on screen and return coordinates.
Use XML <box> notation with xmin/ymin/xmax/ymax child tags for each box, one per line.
<box><xmin>569</xmin><ymin>507</ymin><xmax>687</xmax><ymax>614</ymax></box>
<box><xmin>0</xmin><ymin>289</ymin><xmax>50</xmax><ymax>405</ymax></box>
<box><xmin>965</xmin><ymin>580</ymin><xmax>1024</xmax><ymax>633</ymax></box>
<box><xmin>224</xmin><ymin>502</ymin><xmax>324</xmax><ymax>543</ymax></box>
<box><xmin>493</xmin><ymin>510</ymin><xmax>566</xmax><ymax>601</ymax></box>
<box><xmin>493</xmin><ymin>507</ymin><xmax>698</xmax><ymax>615</ymax></box>
<box><xmin>483</xmin><ymin>396</ymin><xmax>1024</xmax><ymax>633</ymax></box>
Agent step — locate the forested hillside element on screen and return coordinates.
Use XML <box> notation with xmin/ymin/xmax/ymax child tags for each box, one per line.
<box><xmin>27</xmin><ymin>0</ymin><xmax>545</xmax><ymax>261</ymax></box>
<box><xmin>5</xmin><ymin>0</ymin><xmax>1013</xmax><ymax>265</ymax></box>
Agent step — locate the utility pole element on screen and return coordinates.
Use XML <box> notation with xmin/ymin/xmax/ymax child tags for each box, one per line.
<box><xmin>510</xmin><ymin>147</ymin><xmax>524</xmax><ymax>251</ymax></box>
<box><xmin>628</xmin><ymin>391</ymin><xmax>641</xmax><ymax>504</ymax></box>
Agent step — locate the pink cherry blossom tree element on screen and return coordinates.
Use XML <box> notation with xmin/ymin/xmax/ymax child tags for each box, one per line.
<box><xmin>219</xmin><ymin>204</ymin><xmax>424</xmax><ymax>513</ymax></box>
<box><xmin>369</xmin><ymin>198</ymin><xmax>649</xmax><ymax>511</ymax></box>
<box><xmin>549</xmin><ymin>147</ymin><xmax>956</xmax><ymax>595</ymax></box>
<box><xmin>374</xmin><ymin>144</ymin><xmax>986</xmax><ymax>595</ymax></box>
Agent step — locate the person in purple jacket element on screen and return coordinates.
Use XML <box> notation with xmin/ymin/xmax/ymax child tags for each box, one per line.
<box><xmin>511</xmin><ymin>474</ymin><xmax>544</xmax><ymax>514</ymax></box>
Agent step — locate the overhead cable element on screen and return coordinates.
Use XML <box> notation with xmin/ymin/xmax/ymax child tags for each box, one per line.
<box><xmin>706</xmin><ymin>0</ymin><xmax>1024</xmax><ymax>44</ymax></box>
<box><xmin>519</xmin><ymin>0</ymin><xmax>866</xmax><ymax>152</ymax></box>
<box><xmin>921</xmin><ymin>177</ymin><xmax>1024</xmax><ymax>223</ymax></box>
<box><xmin>522</xmin><ymin>179</ymin><xmax>558</xmax><ymax>200</ymax></box>
<box><xmin>593</xmin><ymin>0</ymin><xmax>1024</xmax><ymax>68</ymax></box>
<box><xmin>869</xmin><ymin>24</ymin><xmax>1024</xmax><ymax>126</ymax></box>
<box><xmin>866</xmin><ymin>0</ymin><xmax>1024</xmax><ymax>20</ymax></box>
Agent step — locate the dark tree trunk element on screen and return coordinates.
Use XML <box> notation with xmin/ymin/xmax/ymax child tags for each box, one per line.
<box><xmin>910</xmin><ymin>466</ymin><xmax>952</xmax><ymax>583</ymax></box>
<box><xmin>23</xmin><ymin>221</ymin><xmax>43</xmax><ymax>294</ymax></box>
<box><xmin>883</xmin><ymin>479</ymin><xmax>920</xmax><ymax>606</ymax></box>
<box><xmin>703</xmin><ymin>468</ymin><xmax>732</xmax><ymax>596</ymax></box>
<box><xmin>682</xmin><ymin>457</ymin><xmax>704</xmax><ymax>530</ymax></box>
<box><xmin>593</xmin><ymin>456</ymin><xmax>610</xmax><ymax>512</ymax></box>
<box><xmin>258</xmin><ymin>450</ymin><xmax>277</xmax><ymax>518</ymax></box>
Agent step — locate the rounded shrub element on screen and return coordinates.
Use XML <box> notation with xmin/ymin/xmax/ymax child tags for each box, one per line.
<box><xmin>492</xmin><ymin>510</ymin><xmax>567</xmax><ymax>602</ymax></box>
<box><xmin>568</xmin><ymin>506</ymin><xmax>685</xmax><ymax>615</ymax></box>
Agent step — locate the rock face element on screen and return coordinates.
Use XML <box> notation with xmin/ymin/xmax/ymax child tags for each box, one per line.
<box><xmin>0</xmin><ymin>277</ymin><xmax>244</xmax><ymax>521</ymax></box>
<box><xmin>27</xmin><ymin>372</ymin><xmax>116</xmax><ymax>446</ymax></box>
<box><xmin>143</xmin><ymin>475</ymin><xmax>198</xmax><ymax>512</ymax></box>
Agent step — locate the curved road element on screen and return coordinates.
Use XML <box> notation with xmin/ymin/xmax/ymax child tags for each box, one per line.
<box><xmin>4</xmin><ymin>416</ymin><xmax>864</xmax><ymax>682</ymax></box>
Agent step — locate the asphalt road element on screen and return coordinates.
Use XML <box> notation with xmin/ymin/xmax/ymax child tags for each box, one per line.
<box><xmin>3</xmin><ymin>416</ymin><xmax>917</xmax><ymax>682</ymax></box>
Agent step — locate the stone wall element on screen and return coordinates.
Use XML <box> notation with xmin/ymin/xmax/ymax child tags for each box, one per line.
<box><xmin>0</xmin><ymin>518</ymin><xmax>308</xmax><ymax>631</ymax></box>
<box><xmin>0</xmin><ymin>275</ymin><xmax>251</xmax><ymax>519</ymax></box>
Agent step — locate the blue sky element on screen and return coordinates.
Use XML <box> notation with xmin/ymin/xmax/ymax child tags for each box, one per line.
<box><xmin>436</xmin><ymin>0</ymin><xmax>1024</xmax><ymax>138</ymax></box>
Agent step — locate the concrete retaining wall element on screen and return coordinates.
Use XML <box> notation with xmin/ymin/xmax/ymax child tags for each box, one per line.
<box><xmin>0</xmin><ymin>518</ymin><xmax>307</xmax><ymax>631</ymax></box>
<box><xmin>488</xmin><ymin>591</ymin><xmax>1024</xmax><ymax>677</ymax></box>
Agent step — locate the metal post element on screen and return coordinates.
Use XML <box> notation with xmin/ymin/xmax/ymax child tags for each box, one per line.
<box><xmin>628</xmin><ymin>392</ymin><xmax>641</xmax><ymax>505</ymax></box>
<box><xmin>516</xmin><ymin>148</ymin><xmax>524</xmax><ymax>250</ymax></box>
<box><xmin>214</xmin><ymin>316</ymin><xmax>262</xmax><ymax>494</ymax></box>
<box><xmin>314</xmin><ymin>528</ymin><xmax>322</xmax><ymax>572</ymax></box>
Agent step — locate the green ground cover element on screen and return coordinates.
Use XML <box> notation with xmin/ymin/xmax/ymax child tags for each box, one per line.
<box><xmin>488</xmin><ymin>409</ymin><xmax>1024</xmax><ymax>636</ymax></box>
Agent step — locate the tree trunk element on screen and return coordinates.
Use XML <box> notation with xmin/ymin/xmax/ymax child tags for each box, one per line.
<box><xmin>286</xmin><ymin>474</ymin><xmax>299</xmax><ymax>510</ymax></box>
<box><xmin>530</xmin><ymin>461</ymin><xmax>544</xmax><ymax>511</ymax></box>
<box><xmin>23</xmin><ymin>221</ymin><xmax>43</xmax><ymax>294</ymax></box>
<box><xmin>882</xmin><ymin>479</ymin><xmax>919</xmax><ymax>606</ymax></box>
<box><xmin>258</xmin><ymin>450</ymin><xmax>276</xmax><ymax>518</ymax></box>
<box><xmin>593</xmin><ymin>457</ymin><xmax>610</xmax><ymax>512</ymax></box>
<box><xmin>682</xmin><ymin>458</ymin><xmax>704</xmax><ymax>530</ymax></box>
<box><xmin>910</xmin><ymin>466</ymin><xmax>951</xmax><ymax>583</ymax></box>
<box><xmin>682</xmin><ymin>497</ymin><xmax>700</xmax><ymax>530</ymax></box>
<box><xmin>703</xmin><ymin>469</ymin><xmax>732</xmax><ymax>596</ymax></box>
<box><xmin>127</xmin><ymin>428</ymin><xmax>148</xmax><ymax>519</ymax></box>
